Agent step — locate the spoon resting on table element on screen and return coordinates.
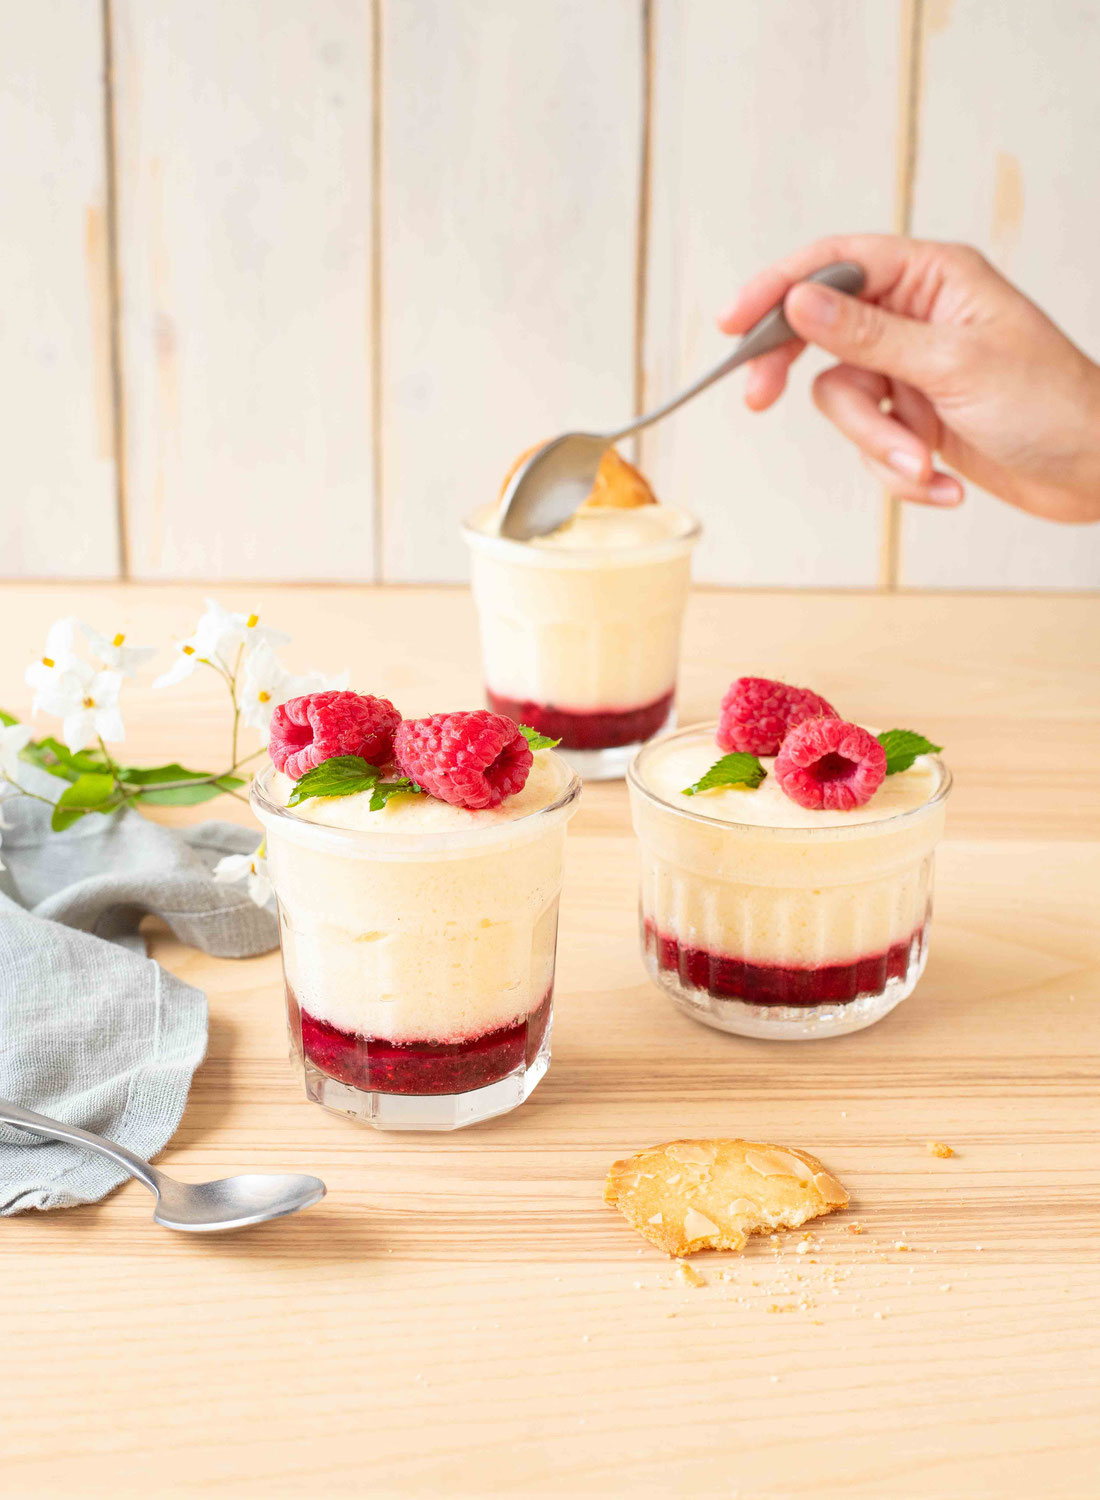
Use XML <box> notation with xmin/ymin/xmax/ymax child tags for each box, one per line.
<box><xmin>0</xmin><ymin>1097</ymin><xmax>326</xmax><ymax>1232</ymax></box>
<box><xmin>497</xmin><ymin>260</ymin><xmax>866</xmax><ymax>541</ymax></box>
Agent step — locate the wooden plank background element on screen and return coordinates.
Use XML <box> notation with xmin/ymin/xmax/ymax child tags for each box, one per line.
<box><xmin>2</xmin><ymin>0</ymin><xmax>1098</xmax><ymax>588</ymax></box>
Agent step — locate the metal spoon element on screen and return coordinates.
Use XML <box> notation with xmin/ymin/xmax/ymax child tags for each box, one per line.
<box><xmin>497</xmin><ymin>260</ymin><xmax>866</xmax><ymax>540</ymax></box>
<box><xmin>0</xmin><ymin>1097</ymin><xmax>326</xmax><ymax>1232</ymax></box>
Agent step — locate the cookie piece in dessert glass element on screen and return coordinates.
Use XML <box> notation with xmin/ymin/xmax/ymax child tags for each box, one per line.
<box><xmin>627</xmin><ymin>685</ymin><xmax>950</xmax><ymax>1039</ymax></box>
<box><xmin>462</xmin><ymin>446</ymin><xmax>701</xmax><ymax>782</ymax></box>
<box><xmin>253</xmin><ymin>699</ymin><xmax>580</xmax><ymax>1129</ymax></box>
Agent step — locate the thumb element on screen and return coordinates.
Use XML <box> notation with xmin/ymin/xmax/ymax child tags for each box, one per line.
<box><xmin>784</xmin><ymin>281</ymin><xmax>945</xmax><ymax>386</ymax></box>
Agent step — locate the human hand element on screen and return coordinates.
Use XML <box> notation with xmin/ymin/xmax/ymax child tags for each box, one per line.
<box><xmin>718</xmin><ymin>234</ymin><xmax>1100</xmax><ymax>523</ymax></box>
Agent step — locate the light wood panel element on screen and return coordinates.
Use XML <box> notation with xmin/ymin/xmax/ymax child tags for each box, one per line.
<box><xmin>378</xmin><ymin>0</ymin><xmax>644</xmax><ymax>581</ymax></box>
<box><xmin>111</xmin><ymin>0</ymin><xmax>375</xmax><ymax>580</ymax></box>
<box><xmin>0</xmin><ymin>0</ymin><xmax>118</xmax><ymax>577</ymax></box>
<box><xmin>902</xmin><ymin>0</ymin><xmax>1100</xmax><ymax>588</ymax></box>
<box><xmin>642</xmin><ymin>0</ymin><xmax>902</xmax><ymax>586</ymax></box>
<box><xmin>0</xmin><ymin>583</ymin><xmax>1098</xmax><ymax>1497</ymax></box>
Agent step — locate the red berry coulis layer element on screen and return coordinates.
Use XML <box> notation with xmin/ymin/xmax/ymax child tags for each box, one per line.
<box><xmin>643</xmin><ymin>920</ymin><xmax>926</xmax><ymax>1008</ymax></box>
<box><xmin>486</xmin><ymin>688</ymin><xmax>674</xmax><ymax>751</ymax></box>
<box><xmin>288</xmin><ymin>988</ymin><xmax>552</xmax><ymax>1095</ymax></box>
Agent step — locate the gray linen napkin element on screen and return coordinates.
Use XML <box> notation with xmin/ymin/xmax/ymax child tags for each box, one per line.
<box><xmin>0</xmin><ymin>768</ymin><xmax>277</xmax><ymax>1214</ymax></box>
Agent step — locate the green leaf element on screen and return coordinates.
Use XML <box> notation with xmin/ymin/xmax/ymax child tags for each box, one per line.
<box><xmin>287</xmin><ymin>755</ymin><xmax>380</xmax><ymax>807</ymax></box>
<box><xmin>876</xmin><ymin>729</ymin><xmax>942</xmax><ymax>777</ymax></box>
<box><xmin>51</xmin><ymin>772</ymin><xmax>117</xmax><ymax>832</ymax></box>
<box><xmin>682</xmin><ymin>752</ymin><xmax>768</xmax><ymax>797</ymax></box>
<box><xmin>367</xmin><ymin>777</ymin><xmax>425</xmax><ymax>812</ymax></box>
<box><xmin>18</xmin><ymin>737</ymin><xmax>108</xmax><ymax>783</ymax></box>
<box><xmin>519</xmin><ymin>725</ymin><xmax>561</xmax><ymax>752</ymax></box>
<box><xmin>0</xmin><ymin>708</ymin><xmax>18</xmax><ymax>727</ymax></box>
<box><xmin>121</xmin><ymin>762</ymin><xmax>245</xmax><ymax>806</ymax></box>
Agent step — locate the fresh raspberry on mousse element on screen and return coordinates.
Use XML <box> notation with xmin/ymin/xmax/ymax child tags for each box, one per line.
<box><xmin>773</xmin><ymin>717</ymin><xmax>887</xmax><ymax>812</ymax></box>
<box><xmin>269</xmin><ymin>690</ymin><xmax>401</xmax><ymax>781</ymax></box>
<box><xmin>394</xmin><ymin>710</ymin><xmax>533</xmax><ymax>811</ymax></box>
<box><xmin>717</xmin><ymin>676</ymin><xmax>838</xmax><ymax>756</ymax></box>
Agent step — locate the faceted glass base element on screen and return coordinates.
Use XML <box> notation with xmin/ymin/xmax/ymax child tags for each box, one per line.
<box><xmin>299</xmin><ymin>1029</ymin><xmax>551</xmax><ymax>1130</ymax></box>
<box><xmin>644</xmin><ymin>934</ymin><xmax>929</xmax><ymax>1041</ymax></box>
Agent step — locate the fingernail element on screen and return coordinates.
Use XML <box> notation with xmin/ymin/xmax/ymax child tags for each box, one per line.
<box><xmin>929</xmin><ymin>475</ymin><xmax>962</xmax><ymax>503</ymax></box>
<box><xmin>888</xmin><ymin>449</ymin><xmax>924</xmax><ymax>478</ymax></box>
<box><xmin>716</xmin><ymin>299</ymin><xmax>740</xmax><ymax>327</ymax></box>
<box><xmin>789</xmin><ymin>282</ymin><xmax>839</xmax><ymax>327</ymax></box>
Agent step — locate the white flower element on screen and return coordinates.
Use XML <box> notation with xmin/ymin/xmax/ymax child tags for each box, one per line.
<box><xmin>78</xmin><ymin>622</ymin><xmax>156</xmax><ymax>678</ymax></box>
<box><xmin>214</xmin><ymin>847</ymin><xmax>272</xmax><ymax>907</ymax></box>
<box><xmin>27</xmin><ymin>657</ymin><xmax>125</xmax><ymax>753</ymax></box>
<box><xmin>0</xmin><ymin>722</ymin><xmax>33</xmax><ymax>784</ymax></box>
<box><xmin>155</xmin><ymin>600</ymin><xmax>289</xmax><ymax>689</ymax></box>
<box><xmin>238</xmin><ymin>641</ymin><xmax>349</xmax><ymax>743</ymax></box>
<box><xmin>24</xmin><ymin>617</ymin><xmax>81</xmax><ymax>709</ymax></box>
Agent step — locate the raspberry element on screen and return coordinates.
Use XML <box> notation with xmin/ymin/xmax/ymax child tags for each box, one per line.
<box><xmin>393</xmin><ymin>710</ymin><xmax>533</xmax><ymax>810</ymax></box>
<box><xmin>269</xmin><ymin>691</ymin><xmax>401</xmax><ymax>780</ymax></box>
<box><xmin>773</xmin><ymin>717</ymin><xmax>886</xmax><ymax>812</ymax></box>
<box><xmin>717</xmin><ymin>676</ymin><xmax>838</xmax><ymax>756</ymax></box>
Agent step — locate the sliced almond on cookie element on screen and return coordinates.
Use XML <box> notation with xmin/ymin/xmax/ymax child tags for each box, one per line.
<box><xmin>604</xmin><ymin>1138</ymin><xmax>849</xmax><ymax>1258</ymax></box>
<box><xmin>498</xmin><ymin>443</ymin><xmax>657</xmax><ymax>512</ymax></box>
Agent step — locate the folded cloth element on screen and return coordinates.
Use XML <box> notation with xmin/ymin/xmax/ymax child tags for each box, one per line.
<box><xmin>0</xmin><ymin>768</ymin><xmax>278</xmax><ymax>1214</ymax></box>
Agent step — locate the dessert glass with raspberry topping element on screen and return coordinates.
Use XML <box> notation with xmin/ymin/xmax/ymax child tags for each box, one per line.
<box><xmin>252</xmin><ymin>697</ymin><xmax>580</xmax><ymax>1128</ymax></box>
<box><xmin>462</xmin><ymin>446</ymin><xmax>700</xmax><ymax>782</ymax></box>
<box><xmin>627</xmin><ymin>678</ymin><xmax>950</xmax><ymax>1039</ymax></box>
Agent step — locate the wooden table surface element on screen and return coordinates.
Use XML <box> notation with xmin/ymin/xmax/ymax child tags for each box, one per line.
<box><xmin>2</xmin><ymin>583</ymin><xmax>1098</xmax><ymax>1499</ymax></box>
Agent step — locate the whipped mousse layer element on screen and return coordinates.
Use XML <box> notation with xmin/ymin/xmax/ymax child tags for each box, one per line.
<box><xmin>464</xmin><ymin>501</ymin><xmax>698</xmax><ymax>715</ymax></box>
<box><xmin>257</xmin><ymin>753</ymin><xmax>577</xmax><ymax>1045</ymax></box>
<box><xmin>629</xmin><ymin>725</ymin><xmax>947</xmax><ymax>970</ymax></box>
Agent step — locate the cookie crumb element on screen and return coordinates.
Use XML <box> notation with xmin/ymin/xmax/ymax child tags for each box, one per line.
<box><xmin>847</xmin><ymin>1221</ymin><xmax>864</xmax><ymax>1235</ymax></box>
<box><xmin>675</xmin><ymin>1259</ymin><xmax>706</xmax><ymax>1289</ymax></box>
<box><xmin>927</xmin><ymin>1141</ymin><xmax>955</xmax><ymax>1158</ymax></box>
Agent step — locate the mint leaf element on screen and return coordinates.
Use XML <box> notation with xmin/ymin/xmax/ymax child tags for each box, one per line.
<box><xmin>367</xmin><ymin>777</ymin><xmax>425</xmax><ymax>812</ymax></box>
<box><xmin>51</xmin><ymin>771</ymin><xmax>117</xmax><ymax>831</ymax></box>
<box><xmin>519</xmin><ymin>725</ymin><xmax>561</xmax><ymax>752</ymax></box>
<box><xmin>876</xmin><ymin>729</ymin><xmax>942</xmax><ymax>776</ymax></box>
<box><xmin>288</xmin><ymin>755</ymin><xmax>380</xmax><ymax>807</ymax></box>
<box><xmin>682</xmin><ymin>753</ymin><xmax>767</xmax><ymax>796</ymax></box>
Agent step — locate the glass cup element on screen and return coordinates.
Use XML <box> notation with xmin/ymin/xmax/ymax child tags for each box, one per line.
<box><xmin>251</xmin><ymin>762</ymin><xmax>581</xmax><ymax>1129</ymax></box>
<box><xmin>462</xmin><ymin>510</ymin><xmax>701</xmax><ymax>781</ymax></box>
<box><xmin>628</xmin><ymin>724</ymin><xmax>951</xmax><ymax>1040</ymax></box>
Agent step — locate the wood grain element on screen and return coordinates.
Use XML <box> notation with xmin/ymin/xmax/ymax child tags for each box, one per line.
<box><xmin>110</xmin><ymin>0</ymin><xmax>376</xmax><ymax>580</ymax></box>
<box><xmin>902</xmin><ymin>0</ymin><xmax>1100</xmax><ymax>588</ymax></box>
<box><xmin>642</xmin><ymin>0</ymin><xmax>901</xmax><ymax>587</ymax></box>
<box><xmin>0</xmin><ymin>583</ymin><xmax>1098</xmax><ymax>1496</ymax></box>
<box><xmin>378</xmin><ymin>0</ymin><xmax>643</xmax><ymax>581</ymax></box>
<box><xmin>0</xmin><ymin>0</ymin><xmax>119</xmax><ymax>578</ymax></box>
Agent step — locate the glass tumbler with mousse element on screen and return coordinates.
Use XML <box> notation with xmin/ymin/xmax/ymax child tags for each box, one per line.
<box><xmin>628</xmin><ymin>676</ymin><xmax>950</xmax><ymax>1040</ymax></box>
<box><xmin>463</xmin><ymin>446</ymin><xmax>700</xmax><ymax>781</ymax></box>
<box><xmin>252</xmin><ymin>691</ymin><xmax>580</xmax><ymax>1129</ymax></box>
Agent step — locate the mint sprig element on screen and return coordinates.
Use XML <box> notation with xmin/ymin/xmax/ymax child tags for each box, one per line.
<box><xmin>288</xmin><ymin>755</ymin><xmax>425</xmax><ymax>810</ymax></box>
<box><xmin>876</xmin><ymin>729</ymin><xmax>942</xmax><ymax>776</ymax></box>
<box><xmin>519</xmin><ymin>725</ymin><xmax>561</xmax><ymax>752</ymax></box>
<box><xmin>682</xmin><ymin>752</ymin><xmax>767</xmax><ymax>797</ymax></box>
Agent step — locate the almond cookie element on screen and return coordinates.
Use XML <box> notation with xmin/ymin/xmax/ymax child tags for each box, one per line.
<box><xmin>499</xmin><ymin>443</ymin><xmax>656</xmax><ymax>511</ymax></box>
<box><xmin>604</xmin><ymin>1138</ymin><xmax>849</xmax><ymax>1257</ymax></box>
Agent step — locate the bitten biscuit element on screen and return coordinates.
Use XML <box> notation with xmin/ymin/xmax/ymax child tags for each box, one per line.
<box><xmin>499</xmin><ymin>443</ymin><xmax>657</xmax><ymax>511</ymax></box>
<box><xmin>604</xmin><ymin>1138</ymin><xmax>849</xmax><ymax>1258</ymax></box>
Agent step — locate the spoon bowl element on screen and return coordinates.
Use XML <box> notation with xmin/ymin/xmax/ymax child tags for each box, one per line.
<box><xmin>152</xmin><ymin>1172</ymin><xmax>328</xmax><ymax>1233</ymax></box>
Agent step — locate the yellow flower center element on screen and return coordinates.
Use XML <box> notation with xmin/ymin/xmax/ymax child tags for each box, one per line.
<box><xmin>182</xmin><ymin>645</ymin><xmax>195</xmax><ymax>656</ymax></box>
<box><xmin>112</xmin><ymin>632</ymin><xmax>126</xmax><ymax>648</ymax></box>
<box><xmin>41</xmin><ymin>656</ymin><xmax>54</xmax><ymax>669</ymax></box>
<box><xmin>258</xmin><ymin>690</ymin><xmax>271</xmax><ymax>703</ymax></box>
<box><xmin>246</xmin><ymin>613</ymin><xmax>259</xmax><ymax>629</ymax></box>
<box><xmin>82</xmin><ymin>696</ymin><xmax>95</xmax><ymax>709</ymax></box>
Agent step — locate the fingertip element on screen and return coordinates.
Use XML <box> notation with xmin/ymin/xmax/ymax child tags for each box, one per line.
<box><xmin>928</xmin><ymin>472</ymin><xmax>965</xmax><ymax>505</ymax></box>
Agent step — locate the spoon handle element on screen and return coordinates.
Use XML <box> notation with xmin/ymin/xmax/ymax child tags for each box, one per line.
<box><xmin>0</xmin><ymin>1096</ymin><xmax>161</xmax><ymax>1196</ymax></box>
<box><xmin>609</xmin><ymin>260</ymin><xmax>866</xmax><ymax>442</ymax></box>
